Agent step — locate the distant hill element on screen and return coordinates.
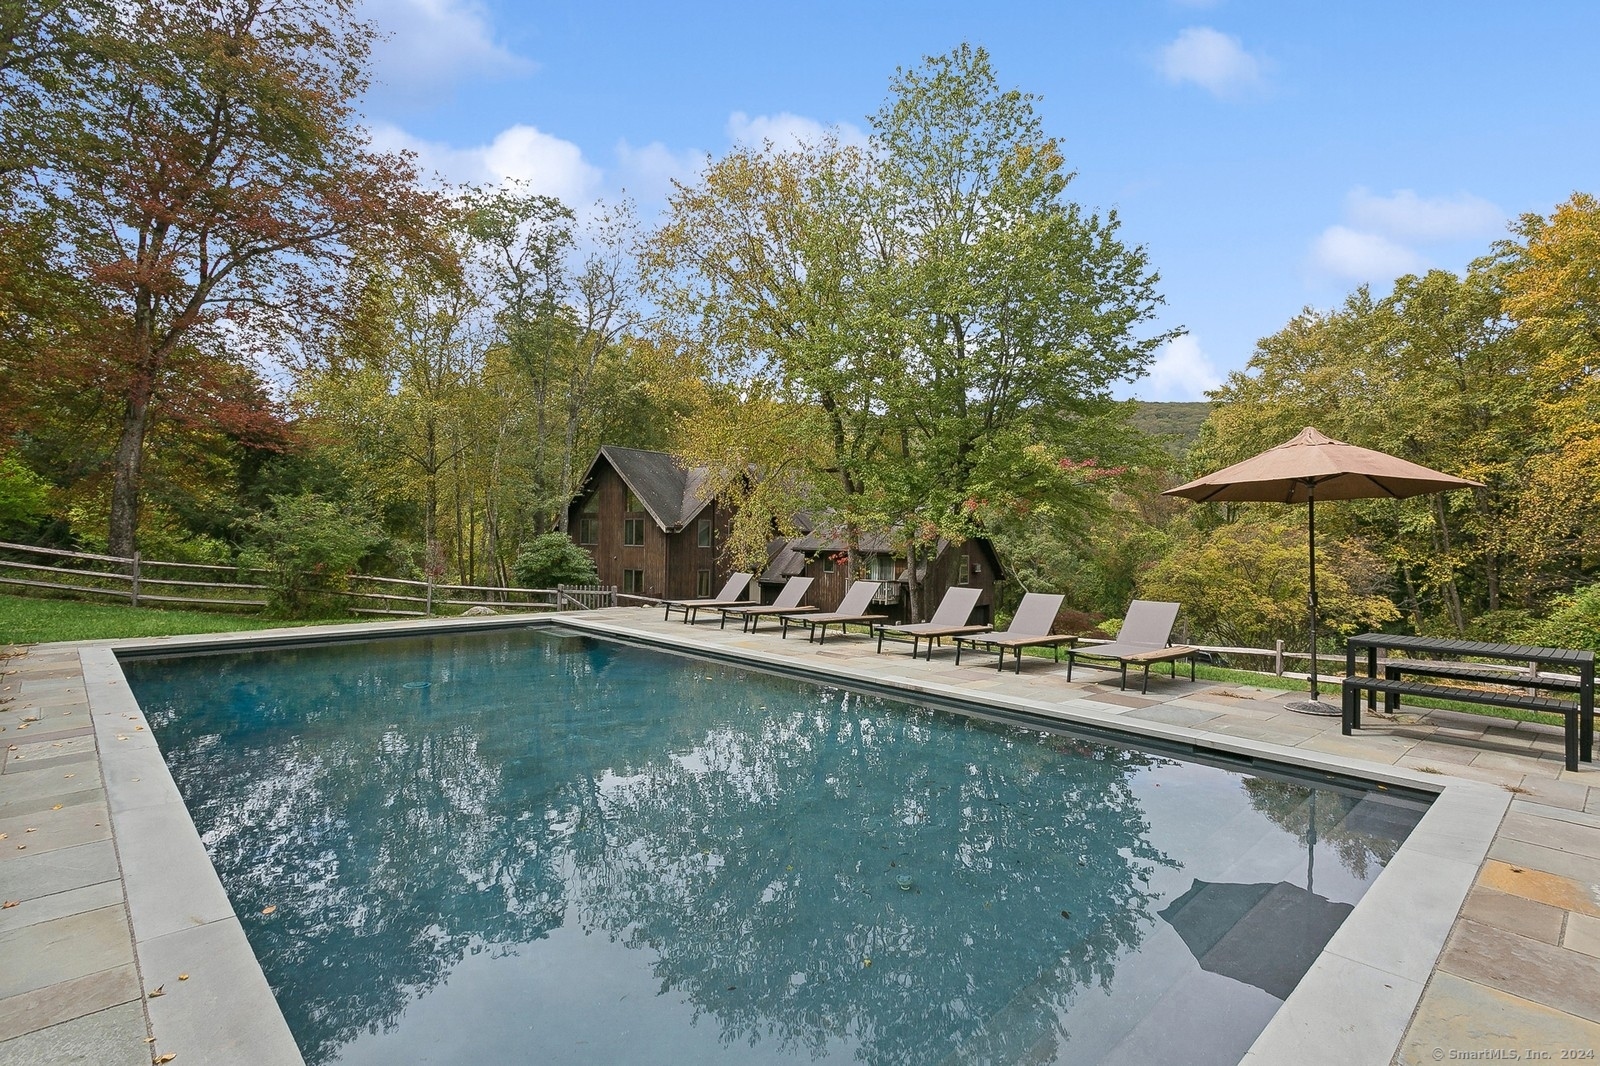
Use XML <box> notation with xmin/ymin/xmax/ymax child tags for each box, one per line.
<box><xmin>1132</xmin><ymin>401</ymin><xmax>1211</xmax><ymax>454</ymax></box>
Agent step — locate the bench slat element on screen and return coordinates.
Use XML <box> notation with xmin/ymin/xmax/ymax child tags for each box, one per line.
<box><xmin>1342</xmin><ymin>677</ymin><xmax>1578</xmax><ymax>715</ymax></box>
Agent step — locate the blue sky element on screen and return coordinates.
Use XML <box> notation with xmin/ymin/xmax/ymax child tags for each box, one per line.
<box><xmin>356</xmin><ymin>0</ymin><xmax>1600</xmax><ymax>401</ymax></box>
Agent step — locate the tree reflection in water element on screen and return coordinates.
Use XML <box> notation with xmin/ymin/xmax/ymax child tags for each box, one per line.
<box><xmin>132</xmin><ymin>630</ymin><xmax>1180</xmax><ymax>1065</ymax></box>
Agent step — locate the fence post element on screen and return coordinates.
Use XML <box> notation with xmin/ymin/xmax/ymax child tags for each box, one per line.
<box><xmin>425</xmin><ymin>574</ymin><xmax>434</xmax><ymax>617</ymax></box>
<box><xmin>130</xmin><ymin>551</ymin><xmax>140</xmax><ymax>608</ymax></box>
<box><xmin>1274</xmin><ymin>639</ymin><xmax>1285</xmax><ymax>676</ymax></box>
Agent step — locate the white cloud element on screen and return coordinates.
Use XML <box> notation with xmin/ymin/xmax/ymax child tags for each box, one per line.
<box><xmin>1139</xmin><ymin>335</ymin><xmax>1223</xmax><ymax>401</ymax></box>
<box><xmin>614</xmin><ymin>139</ymin><xmax>707</xmax><ymax>206</ymax></box>
<box><xmin>1158</xmin><ymin>27</ymin><xmax>1263</xmax><ymax>97</ymax></box>
<box><xmin>361</xmin><ymin>0</ymin><xmax>533</xmax><ymax>97</ymax></box>
<box><xmin>1344</xmin><ymin>187</ymin><xmax>1503</xmax><ymax>243</ymax></box>
<box><xmin>370</xmin><ymin>122</ymin><xmax>602</xmax><ymax>204</ymax></box>
<box><xmin>726</xmin><ymin>111</ymin><xmax>868</xmax><ymax>152</ymax></box>
<box><xmin>1310</xmin><ymin>225</ymin><xmax>1426</xmax><ymax>282</ymax></box>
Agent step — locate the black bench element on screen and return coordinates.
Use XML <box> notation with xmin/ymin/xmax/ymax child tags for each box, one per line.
<box><xmin>1342</xmin><ymin>634</ymin><xmax>1595</xmax><ymax>771</ymax></box>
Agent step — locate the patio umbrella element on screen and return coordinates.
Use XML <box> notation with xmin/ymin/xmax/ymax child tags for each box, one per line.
<box><xmin>1163</xmin><ymin>427</ymin><xmax>1482</xmax><ymax>715</ymax></box>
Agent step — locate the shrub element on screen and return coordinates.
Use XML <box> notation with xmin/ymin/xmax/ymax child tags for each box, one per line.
<box><xmin>1513</xmin><ymin>584</ymin><xmax>1600</xmax><ymax>652</ymax></box>
<box><xmin>513</xmin><ymin>534</ymin><xmax>599</xmax><ymax>589</ymax></box>
<box><xmin>241</xmin><ymin>493</ymin><xmax>382</xmax><ymax>617</ymax></box>
<box><xmin>0</xmin><ymin>455</ymin><xmax>50</xmax><ymax>533</ymax></box>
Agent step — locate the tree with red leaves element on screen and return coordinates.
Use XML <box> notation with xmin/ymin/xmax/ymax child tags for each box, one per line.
<box><xmin>7</xmin><ymin>0</ymin><xmax>431</xmax><ymax>555</ymax></box>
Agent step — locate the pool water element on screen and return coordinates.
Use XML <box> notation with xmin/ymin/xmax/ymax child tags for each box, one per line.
<box><xmin>123</xmin><ymin>627</ymin><xmax>1427</xmax><ymax>1066</ymax></box>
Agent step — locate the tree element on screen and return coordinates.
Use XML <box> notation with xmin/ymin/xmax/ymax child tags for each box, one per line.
<box><xmin>647</xmin><ymin>46</ymin><xmax>1173</xmax><ymax>613</ymax></box>
<box><xmin>11</xmin><ymin>0</ymin><xmax>430</xmax><ymax>556</ymax></box>
<box><xmin>511</xmin><ymin>532</ymin><xmax>599</xmax><ymax>588</ymax></box>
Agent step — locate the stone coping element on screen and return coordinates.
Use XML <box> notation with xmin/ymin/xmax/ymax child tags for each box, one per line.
<box><xmin>6</xmin><ymin>609</ymin><xmax>1547</xmax><ymax>1064</ymax></box>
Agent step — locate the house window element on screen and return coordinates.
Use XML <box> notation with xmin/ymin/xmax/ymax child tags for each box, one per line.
<box><xmin>623</xmin><ymin>518</ymin><xmax>645</xmax><ymax>546</ymax></box>
<box><xmin>577</xmin><ymin>498</ymin><xmax>599</xmax><ymax>545</ymax></box>
<box><xmin>822</xmin><ymin>555</ymin><xmax>835</xmax><ymax>574</ymax></box>
<box><xmin>697</xmin><ymin>518</ymin><xmax>712</xmax><ymax>548</ymax></box>
<box><xmin>958</xmin><ymin>552</ymin><xmax>971</xmax><ymax>586</ymax></box>
<box><xmin>623</xmin><ymin>569</ymin><xmax>644</xmax><ymax>594</ymax></box>
<box><xmin>696</xmin><ymin>569</ymin><xmax>712</xmax><ymax>597</ymax></box>
<box><xmin>868</xmin><ymin>555</ymin><xmax>896</xmax><ymax>581</ymax></box>
<box><xmin>625</xmin><ymin>488</ymin><xmax>644</xmax><ymax>513</ymax></box>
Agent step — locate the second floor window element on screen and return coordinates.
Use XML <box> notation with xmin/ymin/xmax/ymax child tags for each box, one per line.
<box><xmin>624</xmin><ymin>518</ymin><xmax>645</xmax><ymax>546</ymax></box>
<box><xmin>697</xmin><ymin>518</ymin><xmax>712</xmax><ymax>548</ymax></box>
<box><xmin>578</xmin><ymin>499</ymin><xmax>599</xmax><ymax>545</ymax></box>
<box><xmin>958</xmin><ymin>552</ymin><xmax>971</xmax><ymax>585</ymax></box>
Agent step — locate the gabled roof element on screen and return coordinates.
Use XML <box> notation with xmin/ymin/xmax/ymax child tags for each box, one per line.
<box><xmin>576</xmin><ymin>445</ymin><xmax>713</xmax><ymax>531</ymax></box>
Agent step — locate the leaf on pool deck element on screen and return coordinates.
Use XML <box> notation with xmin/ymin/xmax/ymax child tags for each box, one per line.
<box><xmin>154</xmin><ymin>1054</ymin><xmax>177</xmax><ymax>1064</ymax></box>
<box><xmin>147</xmin><ymin>985</ymin><xmax>165</xmax><ymax>998</ymax></box>
<box><xmin>178</xmin><ymin>973</ymin><xmax>189</xmax><ymax>981</ymax></box>
<box><xmin>260</xmin><ymin>905</ymin><xmax>276</xmax><ymax>915</ymax></box>
<box><xmin>2</xmin><ymin>901</ymin><xmax>18</xmax><ymax>909</ymax></box>
<box><xmin>51</xmin><ymin>804</ymin><xmax>62</xmax><ymax>810</ymax></box>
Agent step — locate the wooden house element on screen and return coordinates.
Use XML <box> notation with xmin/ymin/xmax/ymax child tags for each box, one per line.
<box><xmin>762</xmin><ymin>517</ymin><xmax>1003</xmax><ymax>625</ymax></box>
<box><xmin>568</xmin><ymin>446</ymin><xmax>1004</xmax><ymax>622</ymax></box>
<box><xmin>565</xmin><ymin>446</ymin><xmax>734</xmax><ymax>601</ymax></box>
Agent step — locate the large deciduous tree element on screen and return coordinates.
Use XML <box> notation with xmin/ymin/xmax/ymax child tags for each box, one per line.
<box><xmin>9</xmin><ymin>0</ymin><xmax>428</xmax><ymax>556</ymax></box>
<box><xmin>647</xmin><ymin>46</ymin><xmax>1172</xmax><ymax>612</ymax></box>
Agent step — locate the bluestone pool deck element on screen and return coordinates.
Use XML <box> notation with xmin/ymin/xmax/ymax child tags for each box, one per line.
<box><xmin>2</xmin><ymin>607</ymin><xmax>1597</xmax><ymax>1065</ymax></box>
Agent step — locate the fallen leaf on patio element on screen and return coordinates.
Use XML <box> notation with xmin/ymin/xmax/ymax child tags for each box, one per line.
<box><xmin>143</xmin><ymin>1037</ymin><xmax>155</xmax><ymax>1044</ymax></box>
<box><xmin>261</xmin><ymin>905</ymin><xmax>276</xmax><ymax>915</ymax></box>
<box><xmin>24</xmin><ymin>827</ymin><xmax>35</xmax><ymax>833</ymax></box>
<box><xmin>178</xmin><ymin>974</ymin><xmax>189</xmax><ymax>981</ymax></box>
<box><xmin>154</xmin><ymin>1054</ymin><xmax>176</xmax><ymax>1064</ymax></box>
<box><xmin>63</xmin><ymin>773</ymin><xmax>74</xmax><ymax>778</ymax></box>
<box><xmin>52</xmin><ymin>804</ymin><xmax>62</xmax><ymax>810</ymax></box>
<box><xmin>147</xmin><ymin>985</ymin><xmax>165</xmax><ymax>998</ymax></box>
<box><xmin>2</xmin><ymin>901</ymin><xmax>18</xmax><ymax>909</ymax></box>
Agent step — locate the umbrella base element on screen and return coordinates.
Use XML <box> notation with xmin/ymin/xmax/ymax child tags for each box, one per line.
<box><xmin>1286</xmin><ymin>698</ymin><xmax>1341</xmax><ymax>717</ymax></box>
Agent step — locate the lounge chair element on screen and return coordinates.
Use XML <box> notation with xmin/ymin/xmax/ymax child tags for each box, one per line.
<box><xmin>952</xmin><ymin>593</ymin><xmax>1073</xmax><ymax>672</ymax></box>
<box><xmin>718</xmin><ymin>576</ymin><xmax>816</xmax><ymax>632</ymax></box>
<box><xmin>781</xmin><ymin>580</ymin><xmax>886</xmax><ymax>642</ymax></box>
<box><xmin>874</xmin><ymin>586</ymin><xmax>989</xmax><ymax>659</ymax></box>
<box><xmin>663</xmin><ymin>573</ymin><xmax>755</xmax><ymax>624</ymax></box>
<box><xmin>1065</xmin><ymin>600</ymin><xmax>1197</xmax><ymax>693</ymax></box>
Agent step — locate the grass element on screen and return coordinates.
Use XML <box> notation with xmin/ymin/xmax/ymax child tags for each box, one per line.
<box><xmin>0</xmin><ymin>592</ymin><xmax>336</xmax><ymax>645</ymax></box>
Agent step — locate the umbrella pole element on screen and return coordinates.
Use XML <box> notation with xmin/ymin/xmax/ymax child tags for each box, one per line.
<box><xmin>1289</xmin><ymin>487</ymin><xmax>1338</xmax><ymax>715</ymax></box>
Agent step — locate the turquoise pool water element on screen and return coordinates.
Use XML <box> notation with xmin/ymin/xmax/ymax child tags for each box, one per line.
<box><xmin>123</xmin><ymin>627</ymin><xmax>1427</xmax><ymax>1066</ymax></box>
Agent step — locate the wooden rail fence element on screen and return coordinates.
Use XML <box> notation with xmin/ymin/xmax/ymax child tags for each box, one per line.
<box><xmin>0</xmin><ymin>541</ymin><xmax>615</xmax><ymax>618</ymax></box>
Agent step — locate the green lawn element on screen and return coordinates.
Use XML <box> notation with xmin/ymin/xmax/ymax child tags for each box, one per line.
<box><xmin>0</xmin><ymin>592</ymin><xmax>332</xmax><ymax>645</ymax></box>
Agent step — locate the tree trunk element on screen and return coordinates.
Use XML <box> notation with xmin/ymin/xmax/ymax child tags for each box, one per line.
<box><xmin>108</xmin><ymin>379</ymin><xmax>153</xmax><ymax>558</ymax></box>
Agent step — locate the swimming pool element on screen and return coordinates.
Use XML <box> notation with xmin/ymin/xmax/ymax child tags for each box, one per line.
<box><xmin>122</xmin><ymin>626</ymin><xmax>1428</xmax><ymax>1066</ymax></box>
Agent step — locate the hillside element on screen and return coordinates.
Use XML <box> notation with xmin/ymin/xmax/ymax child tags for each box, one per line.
<box><xmin>1132</xmin><ymin>401</ymin><xmax>1211</xmax><ymax>454</ymax></box>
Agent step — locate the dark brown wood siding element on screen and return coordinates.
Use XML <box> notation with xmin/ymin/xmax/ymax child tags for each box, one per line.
<box><xmin>567</xmin><ymin>459</ymin><xmax>737</xmax><ymax>600</ymax></box>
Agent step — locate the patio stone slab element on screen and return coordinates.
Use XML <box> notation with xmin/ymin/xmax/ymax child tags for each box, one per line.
<box><xmin>1439</xmin><ymin>918</ymin><xmax>1600</xmax><ymax>1024</ymax></box>
<box><xmin>0</xmin><ymin>798</ymin><xmax>110</xmax><ymax>858</ymax></box>
<box><xmin>1459</xmin><ymin>886</ymin><xmax>1566</xmax><ymax>946</ymax></box>
<box><xmin>1564</xmin><ymin>912</ymin><xmax>1600</xmax><ymax>959</ymax></box>
<box><xmin>137</xmin><ymin>917</ymin><xmax>311</xmax><ymax>1066</ymax></box>
<box><xmin>0</xmin><ymin>879</ymin><xmax>124</xmax><ymax>936</ymax></box>
<box><xmin>0</xmin><ymin>904</ymin><xmax>133</xmax><ymax>1001</ymax></box>
<box><xmin>1500</xmin><ymin>809</ymin><xmax>1600</xmax><ymax>859</ymax></box>
<box><xmin>0</xmin><ymin>999</ymin><xmax>149</xmax><ymax>1066</ymax></box>
<box><xmin>1395</xmin><ymin>970</ymin><xmax>1600</xmax><ymax>1065</ymax></box>
<box><xmin>0</xmin><ymin>961</ymin><xmax>140</xmax><ymax>1041</ymax></box>
<box><xmin>1488</xmin><ymin>836</ymin><xmax>1600</xmax><ymax>885</ymax></box>
<box><xmin>2</xmin><ymin>840</ymin><xmax>119</xmax><ymax>902</ymax></box>
<box><xmin>1477</xmin><ymin>860</ymin><xmax>1600</xmax><ymax>918</ymax></box>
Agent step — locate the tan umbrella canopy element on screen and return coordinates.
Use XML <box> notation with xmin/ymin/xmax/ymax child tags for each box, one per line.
<box><xmin>1164</xmin><ymin>427</ymin><xmax>1483</xmax><ymax>715</ymax></box>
